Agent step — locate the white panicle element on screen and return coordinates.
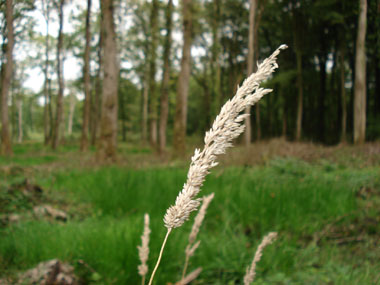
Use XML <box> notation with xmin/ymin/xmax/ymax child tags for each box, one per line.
<box><xmin>182</xmin><ymin>193</ymin><xmax>214</xmax><ymax>279</ymax></box>
<box><xmin>176</xmin><ymin>267</ymin><xmax>203</xmax><ymax>285</ymax></box>
<box><xmin>243</xmin><ymin>232</ymin><xmax>278</xmax><ymax>285</ymax></box>
<box><xmin>137</xmin><ymin>214</ymin><xmax>151</xmax><ymax>278</ymax></box>
<box><xmin>188</xmin><ymin>193</ymin><xmax>214</xmax><ymax>245</ymax></box>
<box><xmin>164</xmin><ymin>45</ymin><xmax>287</xmax><ymax>229</ymax></box>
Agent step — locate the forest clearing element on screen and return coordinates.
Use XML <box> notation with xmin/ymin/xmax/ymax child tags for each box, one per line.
<box><xmin>0</xmin><ymin>0</ymin><xmax>379</xmax><ymax>284</ymax></box>
<box><xmin>1</xmin><ymin>139</ymin><xmax>380</xmax><ymax>284</ymax></box>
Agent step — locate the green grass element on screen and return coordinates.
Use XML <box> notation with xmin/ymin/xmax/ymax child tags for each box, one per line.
<box><xmin>1</xmin><ymin>158</ymin><xmax>379</xmax><ymax>283</ymax></box>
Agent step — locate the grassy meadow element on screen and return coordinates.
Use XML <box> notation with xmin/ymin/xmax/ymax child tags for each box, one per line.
<box><xmin>1</xmin><ymin>141</ymin><xmax>380</xmax><ymax>284</ymax></box>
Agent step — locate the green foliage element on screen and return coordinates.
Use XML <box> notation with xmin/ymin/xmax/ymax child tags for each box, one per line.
<box><xmin>1</xmin><ymin>159</ymin><xmax>379</xmax><ymax>283</ymax></box>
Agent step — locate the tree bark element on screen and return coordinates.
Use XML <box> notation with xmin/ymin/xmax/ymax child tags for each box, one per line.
<box><xmin>80</xmin><ymin>0</ymin><xmax>92</xmax><ymax>151</ymax></box>
<box><xmin>90</xmin><ymin>27</ymin><xmax>103</xmax><ymax>146</ymax></box>
<box><xmin>318</xmin><ymin>51</ymin><xmax>327</xmax><ymax>142</ymax></box>
<box><xmin>211</xmin><ymin>0</ymin><xmax>221</xmax><ymax>118</ymax></box>
<box><xmin>11</xmin><ymin>82</ymin><xmax>17</xmax><ymax>139</ymax></box>
<box><xmin>141</xmin><ymin>19</ymin><xmax>149</xmax><ymax>145</ymax></box>
<box><xmin>148</xmin><ymin>0</ymin><xmax>159</xmax><ymax>148</ymax></box>
<box><xmin>17</xmin><ymin>99</ymin><xmax>22</xmax><ymax>143</ymax></box>
<box><xmin>52</xmin><ymin>0</ymin><xmax>65</xmax><ymax>150</ymax></box>
<box><xmin>173</xmin><ymin>0</ymin><xmax>193</xmax><ymax>157</ymax></box>
<box><xmin>339</xmin><ymin>42</ymin><xmax>347</xmax><ymax>143</ymax></box>
<box><xmin>97</xmin><ymin>0</ymin><xmax>119</xmax><ymax>161</ymax></box>
<box><xmin>354</xmin><ymin>0</ymin><xmax>367</xmax><ymax>144</ymax></box>
<box><xmin>42</xmin><ymin>0</ymin><xmax>51</xmax><ymax>145</ymax></box>
<box><xmin>294</xmin><ymin>15</ymin><xmax>303</xmax><ymax>141</ymax></box>
<box><xmin>118</xmin><ymin>82</ymin><xmax>127</xmax><ymax>142</ymax></box>
<box><xmin>67</xmin><ymin>93</ymin><xmax>75</xmax><ymax>135</ymax></box>
<box><xmin>158</xmin><ymin>0</ymin><xmax>173</xmax><ymax>154</ymax></box>
<box><xmin>244</xmin><ymin>0</ymin><xmax>257</xmax><ymax>146</ymax></box>
<box><xmin>295</xmin><ymin>50</ymin><xmax>303</xmax><ymax>141</ymax></box>
<box><xmin>1</xmin><ymin>0</ymin><xmax>14</xmax><ymax>156</ymax></box>
<box><xmin>48</xmin><ymin>78</ymin><xmax>53</xmax><ymax>140</ymax></box>
<box><xmin>142</xmin><ymin>70</ymin><xmax>149</xmax><ymax>145</ymax></box>
<box><xmin>254</xmin><ymin>1</ymin><xmax>265</xmax><ymax>140</ymax></box>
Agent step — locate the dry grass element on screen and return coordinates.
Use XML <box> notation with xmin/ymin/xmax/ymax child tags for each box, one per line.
<box><xmin>220</xmin><ymin>138</ymin><xmax>380</xmax><ymax>167</ymax></box>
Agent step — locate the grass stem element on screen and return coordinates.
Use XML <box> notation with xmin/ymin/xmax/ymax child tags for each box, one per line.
<box><xmin>181</xmin><ymin>249</ymin><xmax>190</xmax><ymax>280</ymax></box>
<box><xmin>148</xmin><ymin>228</ymin><xmax>172</xmax><ymax>285</ymax></box>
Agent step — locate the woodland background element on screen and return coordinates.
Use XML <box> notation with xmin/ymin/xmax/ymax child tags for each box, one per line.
<box><xmin>0</xmin><ymin>0</ymin><xmax>378</xmax><ymax>157</ymax></box>
<box><xmin>0</xmin><ymin>0</ymin><xmax>380</xmax><ymax>284</ymax></box>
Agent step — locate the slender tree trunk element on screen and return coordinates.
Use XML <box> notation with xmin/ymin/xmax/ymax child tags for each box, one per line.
<box><xmin>158</xmin><ymin>0</ymin><xmax>173</xmax><ymax>154</ymax></box>
<box><xmin>318</xmin><ymin>52</ymin><xmax>327</xmax><ymax>142</ymax></box>
<box><xmin>148</xmin><ymin>0</ymin><xmax>159</xmax><ymax>148</ymax></box>
<box><xmin>339</xmin><ymin>43</ymin><xmax>347</xmax><ymax>143</ymax></box>
<box><xmin>254</xmin><ymin>1</ymin><xmax>265</xmax><ymax>140</ymax></box>
<box><xmin>375</xmin><ymin>3</ymin><xmax>380</xmax><ymax>115</ymax></box>
<box><xmin>203</xmin><ymin>69</ymin><xmax>212</xmax><ymax>133</ymax></box>
<box><xmin>173</xmin><ymin>0</ymin><xmax>193</xmax><ymax>157</ymax></box>
<box><xmin>17</xmin><ymin>99</ymin><xmax>22</xmax><ymax>143</ymax></box>
<box><xmin>295</xmin><ymin>51</ymin><xmax>303</xmax><ymax>141</ymax></box>
<box><xmin>91</xmin><ymin>29</ymin><xmax>103</xmax><ymax>146</ymax></box>
<box><xmin>67</xmin><ymin>94</ymin><xmax>75</xmax><ymax>135</ymax></box>
<box><xmin>42</xmin><ymin>0</ymin><xmax>51</xmax><ymax>145</ymax></box>
<box><xmin>244</xmin><ymin>0</ymin><xmax>257</xmax><ymax>145</ymax></box>
<box><xmin>211</xmin><ymin>0</ymin><xmax>221</xmax><ymax>117</ymax></box>
<box><xmin>376</xmin><ymin>55</ymin><xmax>380</xmax><ymax>114</ymax></box>
<box><xmin>142</xmin><ymin>72</ymin><xmax>149</xmax><ymax>145</ymax></box>
<box><xmin>52</xmin><ymin>0</ymin><xmax>65</xmax><ymax>150</ymax></box>
<box><xmin>1</xmin><ymin>0</ymin><xmax>14</xmax><ymax>156</ymax></box>
<box><xmin>292</xmin><ymin>8</ymin><xmax>303</xmax><ymax>141</ymax></box>
<box><xmin>141</xmin><ymin>35</ymin><xmax>149</xmax><ymax>145</ymax></box>
<box><xmin>118</xmin><ymin>87</ymin><xmax>127</xmax><ymax>142</ymax></box>
<box><xmin>48</xmin><ymin>78</ymin><xmax>54</xmax><ymax>140</ymax></box>
<box><xmin>354</xmin><ymin>0</ymin><xmax>367</xmax><ymax>144</ymax></box>
<box><xmin>80</xmin><ymin>0</ymin><xmax>92</xmax><ymax>151</ymax></box>
<box><xmin>97</xmin><ymin>0</ymin><xmax>119</xmax><ymax>161</ymax></box>
<box><xmin>11</xmin><ymin>83</ymin><xmax>17</xmax><ymax>139</ymax></box>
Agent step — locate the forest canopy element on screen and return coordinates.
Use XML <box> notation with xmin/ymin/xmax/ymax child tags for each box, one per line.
<box><xmin>0</xmin><ymin>0</ymin><xmax>378</xmax><ymax>159</ymax></box>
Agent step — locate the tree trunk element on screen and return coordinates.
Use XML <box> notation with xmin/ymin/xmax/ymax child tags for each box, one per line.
<box><xmin>118</xmin><ymin>85</ymin><xmax>127</xmax><ymax>142</ymax></box>
<box><xmin>339</xmin><ymin>42</ymin><xmax>347</xmax><ymax>143</ymax></box>
<box><xmin>354</xmin><ymin>0</ymin><xmax>367</xmax><ymax>144</ymax></box>
<box><xmin>141</xmin><ymin>31</ymin><xmax>149</xmax><ymax>145</ymax></box>
<box><xmin>254</xmin><ymin>1</ymin><xmax>265</xmax><ymax>140</ymax></box>
<box><xmin>17</xmin><ymin>99</ymin><xmax>22</xmax><ymax>143</ymax></box>
<box><xmin>52</xmin><ymin>0</ymin><xmax>65</xmax><ymax>150</ymax></box>
<box><xmin>0</xmin><ymin>0</ymin><xmax>14</xmax><ymax>156</ymax></box>
<box><xmin>211</xmin><ymin>0</ymin><xmax>221</xmax><ymax>117</ymax></box>
<box><xmin>376</xmin><ymin>54</ymin><xmax>380</xmax><ymax>114</ymax></box>
<box><xmin>97</xmin><ymin>0</ymin><xmax>119</xmax><ymax>161</ymax></box>
<box><xmin>90</xmin><ymin>28</ymin><xmax>103</xmax><ymax>146</ymax></box>
<box><xmin>42</xmin><ymin>0</ymin><xmax>51</xmax><ymax>145</ymax></box>
<box><xmin>173</xmin><ymin>0</ymin><xmax>193</xmax><ymax>157</ymax></box>
<box><xmin>148</xmin><ymin>0</ymin><xmax>159</xmax><ymax>148</ymax></box>
<box><xmin>244</xmin><ymin>0</ymin><xmax>256</xmax><ymax>146</ymax></box>
<box><xmin>80</xmin><ymin>0</ymin><xmax>92</xmax><ymax>151</ymax></box>
<box><xmin>142</xmin><ymin>71</ymin><xmax>149</xmax><ymax>145</ymax></box>
<box><xmin>318</xmin><ymin>52</ymin><xmax>327</xmax><ymax>142</ymax></box>
<box><xmin>158</xmin><ymin>0</ymin><xmax>173</xmax><ymax>154</ymax></box>
<box><xmin>295</xmin><ymin>50</ymin><xmax>303</xmax><ymax>141</ymax></box>
<box><xmin>67</xmin><ymin>94</ymin><xmax>75</xmax><ymax>135</ymax></box>
<box><xmin>48</xmin><ymin>78</ymin><xmax>54</xmax><ymax>140</ymax></box>
<box><xmin>11</xmin><ymin>83</ymin><xmax>17</xmax><ymax>139</ymax></box>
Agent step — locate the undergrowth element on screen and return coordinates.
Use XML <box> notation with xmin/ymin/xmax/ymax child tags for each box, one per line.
<box><xmin>0</xmin><ymin>158</ymin><xmax>379</xmax><ymax>283</ymax></box>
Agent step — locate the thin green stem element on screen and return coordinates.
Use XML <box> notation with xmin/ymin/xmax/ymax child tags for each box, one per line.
<box><xmin>148</xmin><ymin>228</ymin><xmax>172</xmax><ymax>285</ymax></box>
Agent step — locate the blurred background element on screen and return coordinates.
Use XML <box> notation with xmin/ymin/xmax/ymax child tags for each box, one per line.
<box><xmin>0</xmin><ymin>0</ymin><xmax>379</xmax><ymax>284</ymax></box>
